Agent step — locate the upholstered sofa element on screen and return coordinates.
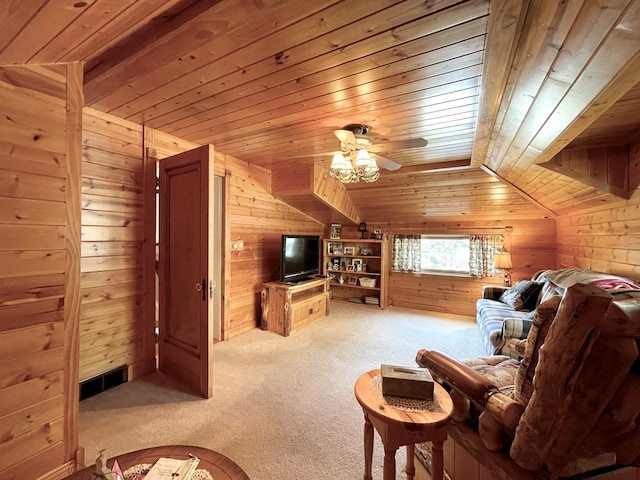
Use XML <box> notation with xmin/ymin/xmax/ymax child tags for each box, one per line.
<box><xmin>417</xmin><ymin>282</ymin><xmax>640</xmax><ymax>479</ymax></box>
<box><xmin>477</xmin><ymin>268</ymin><xmax>640</xmax><ymax>356</ymax></box>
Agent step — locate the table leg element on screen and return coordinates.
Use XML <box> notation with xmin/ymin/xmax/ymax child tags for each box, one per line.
<box><xmin>405</xmin><ymin>444</ymin><xmax>415</xmax><ymax>480</ymax></box>
<box><xmin>431</xmin><ymin>440</ymin><xmax>444</xmax><ymax>480</ymax></box>
<box><xmin>383</xmin><ymin>445</ymin><xmax>397</xmax><ymax>480</ymax></box>
<box><xmin>363</xmin><ymin>412</ymin><xmax>373</xmax><ymax>480</ymax></box>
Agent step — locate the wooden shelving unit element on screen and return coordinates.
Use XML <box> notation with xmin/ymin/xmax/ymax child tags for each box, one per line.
<box><xmin>322</xmin><ymin>238</ymin><xmax>390</xmax><ymax>308</ymax></box>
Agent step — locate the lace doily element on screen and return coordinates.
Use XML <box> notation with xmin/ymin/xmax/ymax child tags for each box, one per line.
<box><xmin>123</xmin><ymin>463</ymin><xmax>213</xmax><ymax>480</ymax></box>
<box><xmin>369</xmin><ymin>374</ymin><xmax>444</xmax><ymax>412</ymax></box>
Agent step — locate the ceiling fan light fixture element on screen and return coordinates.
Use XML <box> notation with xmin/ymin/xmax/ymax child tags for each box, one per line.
<box><xmin>330</xmin><ymin>152</ymin><xmax>348</xmax><ymax>169</ymax></box>
<box><xmin>327</xmin><ymin>123</ymin><xmax>422</xmax><ymax>183</ymax></box>
<box><xmin>329</xmin><ymin>150</ymin><xmax>379</xmax><ymax>183</ymax></box>
<box><xmin>355</xmin><ymin>148</ymin><xmax>371</xmax><ymax>166</ymax></box>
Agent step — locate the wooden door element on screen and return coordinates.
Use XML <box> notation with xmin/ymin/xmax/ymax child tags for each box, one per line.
<box><xmin>158</xmin><ymin>145</ymin><xmax>214</xmax><ymax>398</ymax></box>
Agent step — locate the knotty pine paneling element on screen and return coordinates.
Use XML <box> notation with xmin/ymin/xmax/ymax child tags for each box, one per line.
<box><xmin>387</xmin><ymin>219</ymin><xmax>556</xmax><ymax>317</ymax></box>
<box><xmin>80</xmin><ymin>108</ymin><xmax>146</xmax><ymax>382</ymax></box>
<box><xmin>556</xmin><ymin>189</ymin><xmax>640</xmax><ymax>280</ymax></box>
<box><xmin>0</xmin><ymin>64</ymin><xmax>82</xmax><ymax>480</ymax></box>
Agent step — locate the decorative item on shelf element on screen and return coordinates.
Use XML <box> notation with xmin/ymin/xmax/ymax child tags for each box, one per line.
<box><xmin>359</xmin><ymin>247</ymin><xmax>373</xmax><ymax>256</ymax></box>
<box><xmin>330</xmin><ymin>223</ymin><xmax>342</xmax><ymax>239</ymax></box>
<box><xmin>328</xmin><ymin>242</ymin><xmax>343</xmax><ymax>254</ymax></box>
<box><xmin>352</xmin><ymin>259</ymin><xmax>363</xmax><ymax>271</ymax></box>
<box><xmin>494</xmin><ymin>251</ymin><xmax>512</xmax><ymax>286</ymax></box>
<box><xmin>344</xmin><ymin>246</ymin><xmax>356</xmax><ymax>255</ymax></box>
<box><xmin>358</xmin><ymin>222</ymin><xmax>368</xmax><ymax>239</ymax></box>
<box><xmin>359</xmin><ymin>277</ymin><xmax>376</xmax><ymax>288</ymax></box>
<box><xmin>370</xmin><ymin>228</ymin><xmax>383</xmax><ymax>239</ymax></box>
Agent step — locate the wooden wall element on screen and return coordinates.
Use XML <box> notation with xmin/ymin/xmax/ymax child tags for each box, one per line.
<box><xmin>556</xmin><ymin>140</ymin><xmax>640</xmax><ymax>281</ymax></box>
<box><xmin>387</xmin><ymin>219</ymin><xmax>557</xmax><ymax>317</ymax></box>
<box><xmin>0</xmin><ymin>64</ymin><xmax>82</xmax><ymax>479</ymax></box>
<box><xmin>79</xmin><ymin>115</ymin><xmax>326</xmax><ymax>385</ymax></box>
<box><xmin>80</xmin><ymin>109</ymin><xmax>151</xmax><ymax>382</ymax></box>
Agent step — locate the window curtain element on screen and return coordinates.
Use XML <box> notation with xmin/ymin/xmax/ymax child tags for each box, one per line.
<box><xmin>469</xmin><ymin>234</ymin><xmax>505</xmax><ymax>277</ymax></box>
<box><xmin>392</xmin><ymin>235</ymin><xmax>421</xmax><ymax>272</ymax></box>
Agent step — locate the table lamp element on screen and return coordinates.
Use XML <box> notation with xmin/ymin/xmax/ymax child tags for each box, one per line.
<box><xmin>494</xmin><ymin>252</ymin><xmax>512</xmax><ymax>286</ymax></box>
<box><xmin>358</xmin><ymin>222</ymin><xmax>368</xmax><ymax>239</ymax></box>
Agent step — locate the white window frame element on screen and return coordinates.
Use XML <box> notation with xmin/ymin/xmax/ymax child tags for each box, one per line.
<box><xmin>419</xmin><ymin>234</ymin><xmax>471</xmax><ymax>275</ymax></box>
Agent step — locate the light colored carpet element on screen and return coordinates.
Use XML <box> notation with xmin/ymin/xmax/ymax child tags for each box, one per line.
<box><xmin>79</xmin><ymin>302</ymin><xmax>485</xmax><ymax>479</ymax></box>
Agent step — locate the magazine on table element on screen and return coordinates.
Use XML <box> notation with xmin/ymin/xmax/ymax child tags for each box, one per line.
<box><xmin>136</xmin><ymin>456</ymin><xmax>200</xmax><ymax>480</ymax></box>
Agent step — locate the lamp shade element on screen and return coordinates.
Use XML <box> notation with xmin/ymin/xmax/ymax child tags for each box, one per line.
<box><xmin>494</xmin><ymin>252</ymin><xmax>512</xmax><ymax>269</ymax></box>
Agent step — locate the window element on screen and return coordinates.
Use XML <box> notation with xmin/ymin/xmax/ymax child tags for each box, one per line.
<box><xmin>420</xmin><ymin>235</ymin><xmax>470</xmax><ymax>274</ymax></box>
<box><xmin>392</xmin><ymin>233</ymin><xmax>505</xmax><ymax>276</ymax></box>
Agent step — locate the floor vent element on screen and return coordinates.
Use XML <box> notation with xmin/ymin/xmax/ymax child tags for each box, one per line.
<box><xmin>80</xmin><ymin>365</ymin><xmax>128</xmax><ymax>401</ymax></box>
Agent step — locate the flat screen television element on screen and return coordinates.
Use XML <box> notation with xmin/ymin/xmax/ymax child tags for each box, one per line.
<box><xmin>280</xmin><ymin>234</ymin><xmax>321</xmax><ymax>283</ymax></box>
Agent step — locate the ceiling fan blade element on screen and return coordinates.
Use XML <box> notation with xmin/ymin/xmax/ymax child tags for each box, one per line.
<box><xmin>333</xmin><ymin>129</ymin><xmax>357</xmax><ymax>149</ymax></box>
<box><xmin>368</xmin><ymin>138</ymin><xmax>428</xmax><ymax>153</ymax></box>
<box><xmin>371</xmin><ymin>152</ymin><xmax>401</xmax><ymax>171</ymax></box>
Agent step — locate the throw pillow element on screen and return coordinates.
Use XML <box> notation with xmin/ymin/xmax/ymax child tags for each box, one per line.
<box><xmin>499</xmin><ymin>281</ymin><xmax>544</xmax><ymax>311</ymax></box>
<box><xmin>512</xmin><ymin>295</ymin><xmax>562</xmax><ymax>405</ymax></box>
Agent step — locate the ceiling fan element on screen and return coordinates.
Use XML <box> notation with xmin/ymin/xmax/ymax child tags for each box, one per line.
<box><xmin>290</xmin><ymin>124</ymin><xmax>428</xmax><ymax>183</ymax></box>
<box><xmin>331</xmin><ymin>124</ymin><xmax>428</xmax><ymax>172</ymax></box>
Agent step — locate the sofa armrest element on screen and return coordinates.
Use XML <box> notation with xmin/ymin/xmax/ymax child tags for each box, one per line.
<box><xmin>416</xmin><ymin>350</ymin><xmax>498</xmax><ymax>407</ymax></box>
<box><xmin>482</xmin><ymin>285</ymin><xmax>509</xmax><ymax>301</ymax></box>
<box><xmin>417</xmin><ymin>350</ymin><xmax>525</xmax><ymax>440</ymax></box>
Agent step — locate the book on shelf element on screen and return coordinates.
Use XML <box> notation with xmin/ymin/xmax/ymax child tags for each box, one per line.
<box><xmin>141</xmin><ymin>456</ymin><xmax>200</xmax><ymax>480</ymax></box>
<box><xmin>365</xmin><ymin>296</ymin><xmax>380</xmax><ymax>305</ymax></box>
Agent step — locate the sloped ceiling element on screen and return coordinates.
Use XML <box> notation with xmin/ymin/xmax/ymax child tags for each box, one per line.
<box><xmin>1</xmin><ymin>0</ymin><xmax>639</xmax><ymax>223</ymax></box>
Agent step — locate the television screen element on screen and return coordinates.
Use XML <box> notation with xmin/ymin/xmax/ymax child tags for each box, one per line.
<box><xmin>280</xmin><ymin>235</ymin><xmax>320</xmax><ymax>283</ymax></box>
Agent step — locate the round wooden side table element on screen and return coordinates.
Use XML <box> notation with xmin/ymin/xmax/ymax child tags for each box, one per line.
<box><xmin>354</xmin><ymin>369</ymin><xmax>453</xmax><ymax>480</ymax></box>
<box><xmin>64</xmin><ymin>445</ymin><xmax>250</xmax><ymax>480</ymax></box>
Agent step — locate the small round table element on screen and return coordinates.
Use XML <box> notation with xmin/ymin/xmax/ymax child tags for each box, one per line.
<box><xmin>354</xmin><ymin>369</ymin><xmax>453</xmax><ymax>480</ymax></box>
<box><xmin>65</xmin><ymin>445</ymin><xmax>250</xmax><ymax>480</ymax></box>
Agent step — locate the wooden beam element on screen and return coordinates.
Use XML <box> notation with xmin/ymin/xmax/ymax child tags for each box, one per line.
<box><xmin>63</xmin><ymin>61</ymin><xmax>83</xmax><ymax>462</ymax></box>
<box><xmin>471</xmin><ymin>0</ymin><xmax>529</xmax><ymax>167</ymax></box>
<box><xmin>481</xmin><ymin>165</ymin><xmax>558</xmax><ymax>218</ymax></box>
<box><xmin>84</xmin><ymin>0</ymin><xmax>214</xmax><ymax>101</ymax></box>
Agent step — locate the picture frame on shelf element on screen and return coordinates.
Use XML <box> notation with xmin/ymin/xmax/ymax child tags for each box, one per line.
<box><xmin>370</xmin><ymin>228</ymin><xmax>383</xmax><ymax>240</ymax></box>
<box><xmin>330</xmin><ymin>223</ymin><xmax>342</xmax><ymax>239</ymax></box>
<box><xmin>344</xmin><ymin>246</ymin><xmax>356</xmax><ymax>255</ymax></box>
<box><xmin>346</xmin><ymin>264</ymin><xmax>355</xmax><ymax>272</ymax></box>
<box><xmin>352</xmin><ymin>259</ymin><xmax>363</xmax><ymax>271</ymax></box>
<box><xmin>359</xmin><ymin>247</ymin><xmax>373</xmax><ymax>256</ymax></box>
<box><xmin>328</xmin><ymin>242</ymin><xmax>343</xmax><ymax>254</ymax></box>
<box><xmin>348</xmin><ymin>276</ymin><xmax>358</xmax><ymax>285</ymax></box>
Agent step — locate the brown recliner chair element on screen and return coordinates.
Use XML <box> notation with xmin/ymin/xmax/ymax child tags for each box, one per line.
<box><xmin>416</xmin><ymin>283</ymin><xmax>640</xmax><ymax>480</ymax></box>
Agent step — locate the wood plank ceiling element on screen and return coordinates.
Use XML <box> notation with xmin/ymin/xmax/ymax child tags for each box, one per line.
<box><xmin>1</xmin><ymin>0</ymin><xmax>639</xmax><ymax>224</ymax></box>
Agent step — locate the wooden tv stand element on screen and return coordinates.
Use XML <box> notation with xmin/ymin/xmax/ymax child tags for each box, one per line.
<box><xmin>261</xmin><ymin>277</ymin><xmax>330</xmax><ymax>336</ymax></box>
